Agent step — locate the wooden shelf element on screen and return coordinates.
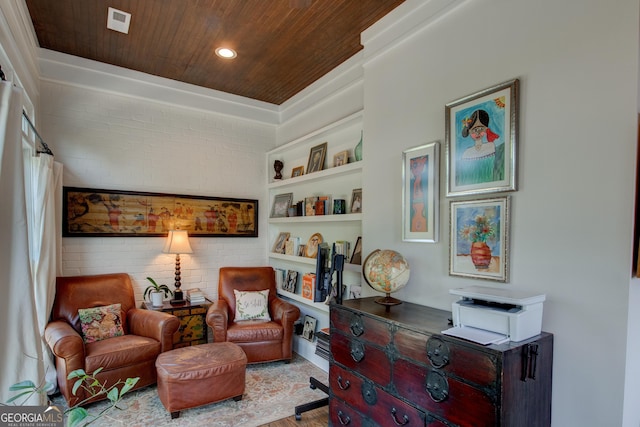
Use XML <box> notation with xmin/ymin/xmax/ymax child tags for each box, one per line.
<box><xmin>269</xmin><ymin>213</ymin><xmax>362</xmax><ymax>224</ymax></box>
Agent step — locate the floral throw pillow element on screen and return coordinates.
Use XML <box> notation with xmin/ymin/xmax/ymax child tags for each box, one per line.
<box><xmin>234</xmin><ymin>289</ymin><xmax>271</xmax><ymax>321</ymax></box>
<box><xmin>78</xmin><ymin>303</ymin><xmax>124</xmax><ymax>343</ymax></box>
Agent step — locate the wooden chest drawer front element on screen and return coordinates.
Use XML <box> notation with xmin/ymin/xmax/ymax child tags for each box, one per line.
<box><xmin>394</xmin><ymin>329</ymin><xmax>497</xmax><ymax>387</ymax></box>
<box><xmin>190</xmin><ymin>307</ymin><xmax>206</xmax><ymax>315</ymax></box>
<box><xmin>330</xmin><ymin>397</ymin><xmax>366</xmax><ymax>426</ymax></box>
<box><xmin>332</xmin><ymin>307</ymin><xmax>392</xmax><ymax>347</ymax></box>
<box><xmin>174</xmin><ymin>314</ymin><xmax>206</xmax><ymax>344</ymax></box>
<box><xmin>173</xmin><ymin>308</ymin><xmax>190</xmax><ymax>316</ymax></box>
<box><xmin>393</xmin><ymin>358</ymin><xmax>497</xmax><ymax>427</ymax></box>
<box><xmin>331</xmin><ymin>364</ymin><xmax>425</xmax><ymax>427</ymax></box>
<box><xmin>332</xmin><ymin>333</ymin><xmax>391</xmax><ymax>386</ymax></box>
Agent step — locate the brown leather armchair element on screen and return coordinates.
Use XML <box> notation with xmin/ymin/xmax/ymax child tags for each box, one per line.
<box><xmin>206</xmin><ymin>267</ymin><xmax>301</xmax><ymax>364</ymax></box>
<box><xmin>44</xmin><ymin>273</ymin><xmax>180</xmax><ymax>406</ymax></box>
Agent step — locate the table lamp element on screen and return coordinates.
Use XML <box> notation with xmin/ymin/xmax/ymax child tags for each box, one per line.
<box><xmin>163</xmin><ymin>229</ymin><xmax>193</xmax><ymax>304</ymax></box>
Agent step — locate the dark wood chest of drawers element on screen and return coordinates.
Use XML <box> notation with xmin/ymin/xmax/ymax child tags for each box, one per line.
<box><xmin>329</xmin><ymin>298</ymin><xmax>553</xmax><ymax>427</ymax></box>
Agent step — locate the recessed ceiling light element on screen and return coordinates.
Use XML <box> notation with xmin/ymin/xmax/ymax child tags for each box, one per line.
<box><xmin>215</xmin><ymin>47</ymin><xmax>237</xmax><ymax>59</ymax></box>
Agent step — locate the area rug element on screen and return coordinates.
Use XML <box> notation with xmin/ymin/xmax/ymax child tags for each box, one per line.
<box><xmin>52</xmin><ymin>353</ymin><xmax>328</xmax><ymax>426</ymax></box>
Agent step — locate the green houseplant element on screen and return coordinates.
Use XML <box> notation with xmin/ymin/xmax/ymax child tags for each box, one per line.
<box><xmin>143</xmin><ymin>277</ymin><xmax>173</xmax><ymax>307</ymax></box>
<box><xmin>7</xmin><ymin>368</ymin><xmax>139</xmax><ymax>427</ymax></box>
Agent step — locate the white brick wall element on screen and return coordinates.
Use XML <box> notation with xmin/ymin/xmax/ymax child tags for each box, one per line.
<box><xmin>40</xmin><ymin>81</ymin><xmax>276</xmax><ymax>305</ymax></box>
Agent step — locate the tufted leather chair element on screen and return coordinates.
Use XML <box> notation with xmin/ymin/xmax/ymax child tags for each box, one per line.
<box><xmin>206</xmin><ymin>267</ymin><xmax>301</xmax><ymax>364</ymax></box>
<box><xmin>44</xmin><ymin>273</ymin><xmax>180</xmax><ymax>406</ymax></box>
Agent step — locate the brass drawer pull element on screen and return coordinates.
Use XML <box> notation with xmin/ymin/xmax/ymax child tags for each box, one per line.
<box><xmin>350</xmin><ymin>341</ymin><xmax>365</xmax><ymax>362</ymax></box>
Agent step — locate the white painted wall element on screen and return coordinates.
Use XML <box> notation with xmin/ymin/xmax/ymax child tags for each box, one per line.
<box><xmin>39</xmin><ymin>80</ymin><xmax>276</xmax><ymax>303</ymax></box>
<box><xmin>360</xmin><ymin>0</ymin><xmax>639</xmax><ymax>425</ymax></box>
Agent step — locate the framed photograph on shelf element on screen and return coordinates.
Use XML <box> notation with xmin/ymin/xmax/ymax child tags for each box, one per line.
<box><xmin>350</xmin><ymin>236</ymin><xmax>362</xmax><ymax>265</ymax></box>
<box><xmin>333</xmin><ymin>150</ymin><xmax>349</xmax><ymax>167</ymax></box>
<box><xmin>284</xmin><ymin>270</ymin><xmax>298</xmax><ymax>293</ymax></box>
<box><xmin>445</xmin><ymin>78</ymin><xmax>519</xmax><ymax>197</ymax></box>
<box><xmin>449</xmin><ymin>197</ymin><xmax>510</xmax><ymax>282</ymax></box>
<box><xmin>270</xmin><ymin>192</ymin><xmax>293</xmax><ymax>218</ymax></box>
<box><xmin>350</xmin><ymin>188</ymin><xmax>362</xmax><ymax>213</ymax></box>
<box><xmin>402</xmin><ymin>141</ymin><xmax>439</xmax><ymax>242</ymax></box>
<box><xmin>291</xmin><ymin>166</ymin><xmax>304</xmax><ymax>177</ymax></box>
<box><xmin>271</xmin><ymin>232</ymin><xmax>290</xmax><ymax>254</ymax></box>
<box><xmin>306</xmin><ymin>142</ymin><xmax>327</xmax><ymax>174</ymax></box>
<box><xmin>302</xmin><ymin>315</ymin><xmax>317</xmax><ymax>341</ymax></box>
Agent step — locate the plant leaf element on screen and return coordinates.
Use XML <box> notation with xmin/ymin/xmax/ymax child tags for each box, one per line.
<box><xmin>67</xmin><ymin>407</ymin><xmax>89</xmax><ymax>427</ymax></box>
<box><xmin>120</xmin><ymin>377</ymin><xmax>140</xmax><ymax>396</ymax></box>
<box><xmin>67</xmin><ymin>369</ymin><xmax>86</xmax><ymax>380</ymax></box>
<box><xmin>106</xmin><ymin>387</ymin><xmax>119</xmax><ymax>403</ymax></box>
<box><xmin>92</xmin><ymin>367</ymin><xmax>103</xmax><ymax>376</ymax></box>
<box><xmin>72</xmin><ymin>379</ymin><xmax>83</xmax><ymax>395</ymax></box>
<box><xmin>9</xmin><ymin>380</ymin><xmax>36</xmax><ymax>391</ymax></box>
<box><xmin>6</xmin><ymin>390</ymin><xmax>33</xmax><ymax>403</ymax></box>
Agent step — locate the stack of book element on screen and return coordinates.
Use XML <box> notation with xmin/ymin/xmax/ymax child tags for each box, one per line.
<box><xmin>186</xmin><ymin>288</ymin><xmax>206</xmax><ymax>304</ymax></box>
<box><xmin>315</xmin><ymin>327</ymin><xmax>330</xmax><ymax>361</ymax></box>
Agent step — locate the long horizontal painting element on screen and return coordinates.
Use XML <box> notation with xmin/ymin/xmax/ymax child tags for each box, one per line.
<box><xmin>63</xmin><ymin>187</ymin><xmax>258</xmax><ymax>237</ymax></box>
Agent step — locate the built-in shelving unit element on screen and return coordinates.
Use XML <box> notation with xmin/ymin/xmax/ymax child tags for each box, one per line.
<box><xmin>266</xmin><ymin>111</ymin><xmax>364</xmax><ymax>367</ymax></box>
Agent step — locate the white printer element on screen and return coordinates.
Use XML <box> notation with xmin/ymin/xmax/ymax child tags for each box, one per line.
<box><xmin>446</xmin><ymin>285</ymin><xmax>545</xmax><ymax>343</ymax></box>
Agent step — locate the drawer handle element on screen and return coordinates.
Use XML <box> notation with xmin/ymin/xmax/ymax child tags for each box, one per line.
<box><xmin>337</xmin><ymin>376</ymin><xmax>351</xmax><ymax>390</ymax></box>
<box><xmin>391</xmin><ymin>407</ymin><xmax>409</xmax><ymax>426</ymax></box>
<box><xmin>337</xmin><ymin>410</ymin><xmax>351</xmax><ymax>425</ymax></box>
<box><xmin>349</xmin><ymin>314</ymin><xmax>364</xmax><ymax>337</ymax></box>
<box><xmin>426</xmin><ymin>337</ymin><xmax>450</xmax><ymax>368</ymax></box>
<box><xmin>425</xmin><ymin>370</ymin><xmax>449</xmax><ymax>402</ymax></box>
<box><xmin>350</xmin><ymin>341</ymin><xmax>365</xmax><ymax>363</ymax></box>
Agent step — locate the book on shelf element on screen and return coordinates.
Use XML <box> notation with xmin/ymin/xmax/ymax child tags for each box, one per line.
<box><xmin>315</xmin><ymin>327</ymin><xmax>330</xmax><ymax>361</ymax></box>
<box><xmin>317</xmin><ymin>196</ymin><xmax>332</xmax><ymax>215</ymax></box>
<box><xmin>284</xmin><ymin>236</ymin><xmax>300</xmax><ymax>256</ymax></box>
<box><xmin>301</xmin><ymin>273</ymin><xmax>315</xmax><ymax>300</ymax></box>
<box><xmin>334</xmin><ymin>240</ymin><xmax>350</xmax><ymax>262</ymax></box>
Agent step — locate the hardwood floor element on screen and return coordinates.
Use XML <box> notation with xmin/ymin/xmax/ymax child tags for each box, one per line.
<box><xmin>258</xmin><ymin>406</ymin><xmax>328</xmax><ymax>426</ymax></box>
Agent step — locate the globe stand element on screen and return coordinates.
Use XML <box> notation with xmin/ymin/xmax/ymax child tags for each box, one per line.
<box><xmin>375</xmin><ymin>293</ymin><xmax>403</xmax><ymax>312</ymax></box>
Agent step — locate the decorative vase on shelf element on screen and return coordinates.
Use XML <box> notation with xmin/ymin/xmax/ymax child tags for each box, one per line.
<box><xmin>354</xmin><ymin>130</ymin><xmax>363</xmax><ymax>161</ymax></box>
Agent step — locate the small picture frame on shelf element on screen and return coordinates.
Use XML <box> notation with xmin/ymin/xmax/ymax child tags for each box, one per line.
<box><xmin>271</xmin><ymin>232</ymin><xmax>290</xmax><ymax>254</ymax></box>
<box><xmin>291</xmin><ymin>166</ymin><xmax>304</xmax><ymax>177</ymax></box>
<box><xmin>271</xmin><ymin>192</ymin><xmax>293</xmax><ymax>218</ymax></box>
<box><xmin>302</xmin><ymin>315</ymin><xmax>317</xmax><ymax>341</ymax></box>
<box><xmin>306</xmin><ymin>142</ymin><xmax>327</xmax><ymax>174</ymax></box>
<box><xmin>350</xmin><ymin>188</ymin><xmax>362</xmax><ymax>213</ymax></box>
<box><xmin>284</xmin><ymin>270</ymin><xmax>298</xmax><ymax>293</ymax></box>
<box><xmin>333</xmin><ymin>150</ymin><xmax>349</xmax><ymax>167</ymax></box>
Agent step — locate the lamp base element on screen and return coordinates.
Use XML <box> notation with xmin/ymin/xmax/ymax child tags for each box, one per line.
<box><xmin>170</xmin><ymin>290</ymin><xmax>185</xmax><ymax>305</ymax></box>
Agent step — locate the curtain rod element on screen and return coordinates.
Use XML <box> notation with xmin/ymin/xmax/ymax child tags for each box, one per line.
<box><xmin>1</xmin><ymin>64</ymin><xmax>53</xmax><ymax>156</ymax></box>
<box><xmin>22</xmin><ymin>111</ymin><xmax>53</xmax><ymax>156</ymax></box>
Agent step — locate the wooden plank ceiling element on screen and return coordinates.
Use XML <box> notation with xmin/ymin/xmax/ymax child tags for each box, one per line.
<box><xmin>25</xmin><ymin>0</ymin><xmax>405</xmax><ymax>105</ymax></box>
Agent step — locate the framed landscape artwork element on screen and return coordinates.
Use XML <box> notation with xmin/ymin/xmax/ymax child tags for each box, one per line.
<box><xmin>445</xmin><ymin>78</ymin><xmax>519</xmax><ymax>197</ymax></box>
<box><xmin>402</xmin><ymin>141</ymin><xmax>439</xmax><ymax>242</ymax></box>
<box><xmin>63</xmin><ymin>187</ymin><xmax>258</xmax><ymax>237</ymax></box>
<box><xmin>449</xmin><ymin>197</ymin><xmax>510</xmax><ymax>282</ymax></box>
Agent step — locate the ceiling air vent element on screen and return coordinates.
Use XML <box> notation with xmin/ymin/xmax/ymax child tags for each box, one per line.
<box><xmin>106</xmin><ymin>7</ymin><xmax>131</xmax><ymax>34</ymax></box>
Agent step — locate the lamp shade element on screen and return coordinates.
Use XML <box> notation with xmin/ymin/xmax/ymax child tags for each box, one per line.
<box><xmin>162</xmin><ymin>230</ymin><xmax>193</xmax><ymax>254</ymax></box>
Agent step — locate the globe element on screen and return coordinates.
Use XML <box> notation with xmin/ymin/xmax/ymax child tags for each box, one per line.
<box><xmin>362</xmin><ymin>249</ymin><xmax>410</xmax><ymax>308</ymax></box>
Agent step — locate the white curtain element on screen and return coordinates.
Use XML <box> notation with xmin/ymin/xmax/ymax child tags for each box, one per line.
<box><xmin>0</xmin><ymin>82</ymin><xmax>42</xmax><ymax>404</ymax></box>
<box><xmin>27</xmin><ymin>153</ymin><xmax>63</xmax><ymax>389</ymax></box>
<box><xmin>0</xmin><ymin>81</ymin><xmax>62</xmax><ymax>404</ymax></box>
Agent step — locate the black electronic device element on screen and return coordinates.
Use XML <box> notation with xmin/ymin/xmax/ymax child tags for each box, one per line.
<box><xmin>314</xmin><ymin>243</ymin><xmax>330</xmax><ymax>302</ymax></box>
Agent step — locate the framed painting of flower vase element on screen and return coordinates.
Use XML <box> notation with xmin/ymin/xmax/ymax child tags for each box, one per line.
<box><xmin>402</xmin><ymin>141</ymin><xmax>439</xmax><ymax>242</ymax></box>
<box><xmin>445</xmin><ymin>78</ymin><xmax>519</xmax><ymax>197</ymax></box>
<box><xmin>449</xmin><ymin>197</ymin><xmax>510</xmax><ymax>282</ymax></box>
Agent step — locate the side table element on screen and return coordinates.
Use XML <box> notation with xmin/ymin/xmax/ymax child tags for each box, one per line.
<box><xmin>142</xmin><ymin>299</ymin><xmax>212</xmax><ymax>348</ymax></box>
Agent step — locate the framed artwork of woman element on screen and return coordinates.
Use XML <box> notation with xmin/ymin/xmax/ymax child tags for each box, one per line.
<box><xmin>445</xmin><ymin>79</ymin><xmax>519</xmax><ymax>196</ymax></box>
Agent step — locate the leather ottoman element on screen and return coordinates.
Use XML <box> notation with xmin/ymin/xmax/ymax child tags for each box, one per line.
<box><xmin>155</xmin><ymin>342</ymin><xmax>247</xmax><ymax>418</ymax></box>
